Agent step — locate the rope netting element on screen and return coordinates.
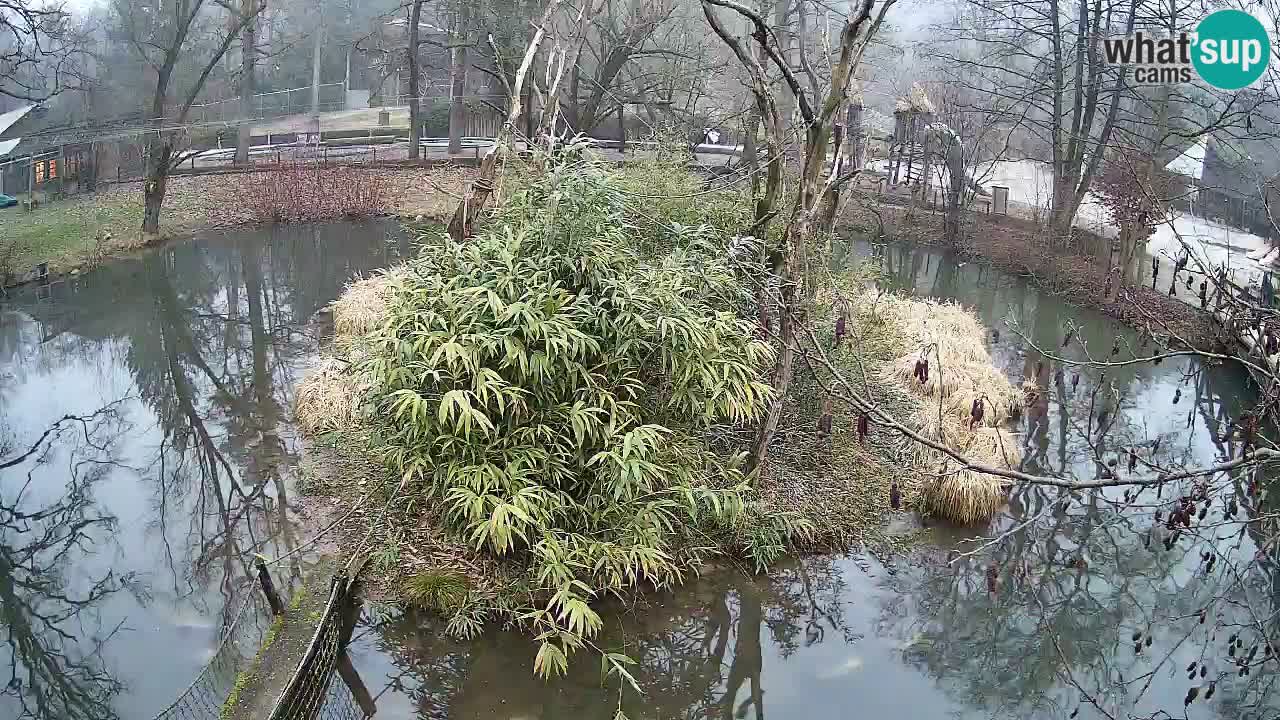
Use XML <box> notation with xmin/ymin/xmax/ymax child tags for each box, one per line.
<box><xmin>267</xmin><ymin>570</ymin><xmax>368</xmax><ymax>720</ymax></box>
<box><xmin>149</xmin><ymin>588</ymin><xmax>274</xmax><ymax>720</ymax></box>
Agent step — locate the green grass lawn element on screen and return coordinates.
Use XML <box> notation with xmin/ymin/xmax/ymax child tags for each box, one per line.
<box><xmin>2</xmin><ymin>191</ymin><xmax>144</xmax><ymax>276</ymax></box>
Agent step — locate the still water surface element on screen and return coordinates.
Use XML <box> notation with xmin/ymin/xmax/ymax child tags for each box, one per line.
<box><xmin>0</xmin><ymin>220</ymin><xmax>415</xmax><ymax>719</ymax></box>
<box><xmin>2</xmin><ymin>230</ymin><xmax>1275</xmax><ymax>719</ymax></box>
<box><xmin>346</xmin><ymin>240</ymin><xmax>1279</xmax><ymax>720</ymax></box>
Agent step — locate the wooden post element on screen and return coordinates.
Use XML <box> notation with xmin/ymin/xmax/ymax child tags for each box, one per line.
<box><xmin>27</xmin><ymin>156</ymin><xmax>34</xmax><ymax>210</ymax></box>
<box><xmin>617</xmin><ymin>100</ymin><xmax>625</xmax><ymax>154</ymax></box>
<box><xmin>255</xmin><ymin>556</ymin><xmax>285</xmax><ymax>616</ymax></box>
<box><xmin>336</xmin><ymin>573</ymin><xmax>362</xmax><ymax>647</ymax></box>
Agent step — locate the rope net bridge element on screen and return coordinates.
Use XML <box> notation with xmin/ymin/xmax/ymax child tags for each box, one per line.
<box><xmin>149</xmin><ymin>559</ymin><xmax>376</xmax><ymax>720</ymax></box>
<box><xmin>148</xmin><ymin>588</ymin><xmax>275</xmax><ymax>720</ymax></box>
<box><xmin>266</xmin><ymin>563</ymin><xmax>375</xmax><ymax>720</ymax></box>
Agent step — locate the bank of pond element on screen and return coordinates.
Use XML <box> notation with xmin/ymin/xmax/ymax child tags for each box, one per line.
<box><xmin>0</xmin><ymin>219</ymin><xmax>1275</xmax><ymax>720</ymax></box>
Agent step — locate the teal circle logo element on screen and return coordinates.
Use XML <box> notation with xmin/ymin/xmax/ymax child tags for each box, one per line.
<box><xmin>1193</xmin><ymin>10</ymin><xmax>1270</xmax><ymax>90</ymax></box>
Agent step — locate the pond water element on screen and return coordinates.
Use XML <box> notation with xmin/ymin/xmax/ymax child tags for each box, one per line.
<box><xmin>0</xmin><ymin>220</ymin><xmax>416</xmax><ymax>719</ymax></box>
<box><xmin>342</xmin><ymin>240</ymin><xmax>1279</xmax><ymax>720</ymax></box>
<box><xmin>2</xmin><ymin>230</ymin><xmax>1276</xmax><ymax>720</ymax></box>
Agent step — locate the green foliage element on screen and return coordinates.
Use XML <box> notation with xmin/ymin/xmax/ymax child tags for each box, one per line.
<box><xmin>288</xmin><ymin>585</ymin><xmax>308</xmax><ymax>611</ymax></box>
<box><xmin>221</xmin><ymin>672</ymin><xmax>250</xmax><ymax>719</ymax></box>
<box><xmin>402</xmin><ymin>570</ymin><xmax>471</xmax><ymax>613</ymax></box>
<box><xmin>362</xmin><ymin>159</ymin><xmax>776</xmax><ymax>673</ymax></box>
<box><xmin>609</xmin><ymin>153</ymin><xmax>749</xmax><ymax>254</ymax></box>
<box><xmin>220</xmin><ymin>612</ymin><xmax>285</xmax><ymax>718</ymax></box>
<box><xmin>371</xmin><ymin>534</ymin><xmax>402</xmax><ymax>573</ymax></box>
<box><xmin>741</xmin><ymin>509</ymin><xmax>815</xmax><ymax>573</ymax></box>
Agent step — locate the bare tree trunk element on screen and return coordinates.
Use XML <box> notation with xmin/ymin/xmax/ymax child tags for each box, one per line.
<box><xmin>741</xmin><ymin>109</ymin><xmax>760</xmax><ymax>198</ymax></box>
<box><xmin>701</xmin><ymin>0</ymin><xmax>890</xmax><ymax>472</ymax></box>
<box><xmin>310</xmin><ymin>14</ymin><xmax>324</xmax><ymax>134</ymax></box>
<box><xmin>848</xmin><ymin>100</ymin><xmax>864</xmax><ymax>170</ymax></box>
<box><xmin>447</xmin><ymin>2</ymin><xmax>471</xmax><ymax>156</ymax></box>
<box><xmin>448</xmin><ymin>0</ymin><xmax>561</xmax><ymax>240</ymax></box>
<box><xmin>773</xmin><ymin>0</ymin><xmax>794</xmax><ymax>136</ymax></box>
<box><xmin>407</xmin><ymin>0</ymin><xmax>424</xmax><ymax>160</ymax></box>
<box><xmin>942</xmin><ymin>135</ymin><xmax>964</xmax><ymax>244</ymax></box>
<box><xmin>134</xmin><ymin>0</ymin><xmax>268</xmax><ymax>238</ymax></box>
<box><xmin>566</xmin><ymin>63</ymin><xmax>580</xmax><ymax>132</ymax></box>
<box><xmin>142</xmin><ymin>61</ymin><xmax>173</xmax><ymax>237</ymax></box>
<box><xmin>142</xmin><ymin>137</ymin><xmax>171</xmax><ymax>237</ymax></box>
<box><xmin>235</xmin><ymin>0</ymin><xmax>256</xmax><ymax>166</ymax></box>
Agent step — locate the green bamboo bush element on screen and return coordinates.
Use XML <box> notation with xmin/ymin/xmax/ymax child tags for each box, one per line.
<box><xmin>360</xmin><ymin>158</ymin><xmax>776</xmax><ymax>674</ymax></box>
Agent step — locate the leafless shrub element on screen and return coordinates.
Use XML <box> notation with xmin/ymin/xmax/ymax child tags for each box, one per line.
<box><xmin>238</xmin><ymin>163</ymin><xmax>395</xmax><ymax>224</ymax></box>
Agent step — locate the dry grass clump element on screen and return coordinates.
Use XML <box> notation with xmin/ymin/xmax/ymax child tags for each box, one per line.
<box><xmin>874</xmin><ymin>292</ymin><xmax>1021</xmax><ymax>525</ymax></box>
<box><xmin>331</xmin><ymin>268</ymin><xmax>410</xmax><ymax>341</ymax></box>
<box><xmin>922</xmin><ymin>467</ymin><xmax>1007</xmax><ymax>525</ymax></box>
<box><xmin>295</xmin><ymin>357</ymin><xmax>364</xmax><ymax>434</ymax></box>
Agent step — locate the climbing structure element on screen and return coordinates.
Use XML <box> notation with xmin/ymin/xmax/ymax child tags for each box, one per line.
<box><xmin>888</xmin><ymin>84</ymin><xmax>936</xmax><ymax>187</ymax></box>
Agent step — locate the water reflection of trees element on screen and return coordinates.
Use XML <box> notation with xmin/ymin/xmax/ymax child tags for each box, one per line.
<box><xmin>6</xmin><ymin>223</ymin><xmax>407</xmax><ymax>600</ymax></box>
<box><xmin>887</xmin><ymin>478</ymin><xmax>1280</xmax><ymax>720</ymax></box>
<box><xmin>858</xmin><ymin>243</ymin><xmax>1279</xmax><ymax>719</ymax></box>
<box><xmin>0</xmin><ymin>405</ymin><xmax>133</xmax><ymax>720</ymax></box>
<box><xmin>365</xmin><ymin>556</ymin><xmax>859</xmax><ymax>720</ymax></box>
<box><xmin>1</xmin><ymin>222</ymin><xmax>409</xmax><ymax>714</ymax></box>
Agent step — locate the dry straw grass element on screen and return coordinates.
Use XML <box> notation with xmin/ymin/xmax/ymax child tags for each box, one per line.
<box><xmin>298</xmin><ymin>267</ymin><xmax>415</xmax><ymax>433</ymax></box>
<box><xmin>874</xmin><ymin>292</ymin><xmax>1021</xmax><ymax>525</ymax></box>
<box><xmin>295</xmin><ymin>357</ymin><xmax>365</xmax><ymax>434</ymax></box>
<box><xmin>331</xmin><ymin>268</ymin><xmax>409</xmax><ymax>341</ymax></box>
<box><xmin>922</xmin><ymin>466</ymin><xmax>1008</xmax><ymax>525</ymax></box>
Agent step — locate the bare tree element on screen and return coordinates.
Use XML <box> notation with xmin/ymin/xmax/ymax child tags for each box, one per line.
<box><xmin>701</xmin><ymin>0</ymin><xmax>893</xmax><ymax>470</ymax></box>
<box><xmin>920</xmin><ymin>80</ymin><xmax>1025</xmax><ymax>245</ymax></box>
<box><xmin>234</xmin><ymin>0</ymin><xmax>258</xmax><ymax>166</ymax></box>
<box><xmin>447</xmin><ymin>0</ymin><xmax>561</xmax><ymax>240</ymax></box>
<box><xmin>563</xmin><ymin>0</ymin><xmax>676</xmax><ymax>134</ymax></box>
<box><xmin>0</xmin><ymin>0</ymin><xmax>82</xmax><ymax>102</ymax></box>
<box><xmin>932</xmin><ymin>0</ymin><xmax>1137</xmax><ymax>239</ymax></box>
<box><xmin>447</xmin><ymin>0</ymin><xmax>470</xmax><ymax>154</ymax></box>
<box><xmin>408</xmin><ymin>0</ymin><xmax>425</xmax><ymax>159</ymax></box>
<box><xmin>114</xmin><ymin>0</ymin><xmax>269</xmax><ymax>236</ymax></box>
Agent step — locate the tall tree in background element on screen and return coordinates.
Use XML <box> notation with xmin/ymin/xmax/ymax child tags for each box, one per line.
<box><xmin>0</xmin><ymin>0</ymin><xmax>82</xmax><ymax>103</ymax></box>
<box><xmin>235</xmin><ymin>0</ymin><xmax>259</xmax><ymax>165</ymax></box>
<box><xmin>446</xmin><ymin>0</ymin><xmax>469</xmax><ymax>154</ymax></box>
<box><xmin>407</xmin><ymin>0</ymin><xmax>425</xmax><ymax>159</ymax></box>
<box><xmin>115</xmin><ymin>0</ymin><xmax>269</xmax><ymax>235</ymax></box>
<box><xmin>564</xmin><ymin>0</ymin><xmax>676</xmax><ymax>134</ymax></box>
<box><xmin>934</xmin><ymin>0</ymin><xmax>1137</xmax><ymax>238</ymax></box>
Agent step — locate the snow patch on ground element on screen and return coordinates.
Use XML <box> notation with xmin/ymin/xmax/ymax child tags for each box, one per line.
<box><xmin>867</xmin><ymin>156</ymin><xmax>1277</xmax><ymax>292</ymax></box>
